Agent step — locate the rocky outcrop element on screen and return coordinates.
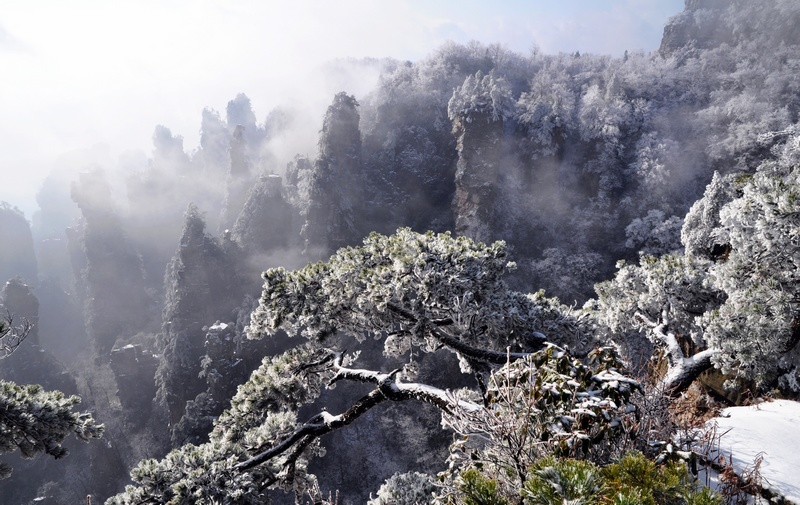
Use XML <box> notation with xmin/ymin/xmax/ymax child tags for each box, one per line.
<box><xmin>447</xmin><ymin>71</ymin><xmax>516</xmax><ymax>244</ymax></box>
<box><xmin>36</xmin><ymin>238</ymin><xmax>73</xmax><ymax>292</ymax></box>
<box><xmin>659</xmin><ymin>0</ymin><xmax>732</xmax><ymax>57</ymax></box>
<box><xmin>301</xmin><ymin>92</ymin><xmax>363</xmax><ymax>260</ymax></box>
<box><xmin>70</xmin><ymin>169</ymin><xmax>155</xmax><ymax>356</ymax></box>
<box><xmin>0</xmin><ymin>203</ymin><xmax>37</xmax><ymax>286</ymax></box>
<box><xmin>359</xmin><ymin>81</ymin><xmax>457</xmax><ymax>235</ymax></box>
<box><xmin>226</xmin><ymin>93</ymin><xmax>264</xmax><ymax>160</ymax></box>
<box><xmin>219</xmin><ymin>125</ymin><xmax>257</xmax><ymax>234</ymax></box>
<box><xmin>110</xmin><ymin>344</ymin><xmax>159</xmax><ymax>414</ymax></box>
<box><xmin>33</xmin><ymin>276</ymin><xmax>88</xmax><ymax>362</ymax></box>
<box><xmin>169</xmin><ymin>321</ymin><xmax>243</xmax><ymax>445</ymax></box>
<box><xmin>232</xmin><ymin>174</ymin><xmax>295</xmax><ymax>255</ymax></box>
<box><xmin>151</xmin><ymin>125</ymin><xmax>192</xmax><ymax>173</ymax></box>
<box><xmin>450</xmin><ymin>110</ymin><xmax>505</xmax><ymax>243</ymax></box>
<box><xmin>0</xmin><ymin>279</ymin><xmax>77</xmax><ymax>395</ymax></box>
<box><xmin>659</xmin><ymin>0</ymin><xmax>800</xmax><ymax>57</ymax></box>
<box><xmin>156</xmin><ymin>205</ymin><xmax>245</xmax><ymax>442</ymax></box>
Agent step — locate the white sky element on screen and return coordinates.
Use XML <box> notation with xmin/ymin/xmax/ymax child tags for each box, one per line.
<box><xmin>0</xmin><ymin>0</ymin><xmax>683</xmax><ymax>216</ymax></box>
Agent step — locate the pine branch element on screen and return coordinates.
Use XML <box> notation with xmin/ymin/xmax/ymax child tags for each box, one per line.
<box><xmin>235</xmin><ymin>351</ymin><xmax>481</xmax><ymax>477</ymax></box>
<box><xmin>386</xmin><ymin>302</ymin><xmax>544</xmax><ymax>365</ymax></box>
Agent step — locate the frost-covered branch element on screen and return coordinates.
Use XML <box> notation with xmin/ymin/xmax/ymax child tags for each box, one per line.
<box><xmin>0</xmin><ymin>382</ymin><xmax>104</xmax><ymax>479</ymax></box>
<box><xmin>328</xmin><ymin>351</ymin><xmax>482</xmax><ymax>413</ymax></box>
<box><xmin>0</xmin><ymin>312</ymin><xmax>32</xmax><ymax>359</ymax></box>
<box><xmin>637</xmin><ymin>307</ymin><xmax>718</xmax><ymax>396</ymax></box>
<box><xmin>386</xmin><ymin>302</ymin><xmax>543</xmax><ymax>365</ymax></box>
<box><xmin>236</xmin><ymin>389</ymin><xmax>386</xmax><ymax>474</ymax></box>
<box><xmin>236</xmin><ymin>351</ymin><xmax>481</xmax><ymax>476</ymax></box>
<box><xmin>637</xmin><ymin>305</ymin><xmax>684</xmax><ymax>368</ymax></box>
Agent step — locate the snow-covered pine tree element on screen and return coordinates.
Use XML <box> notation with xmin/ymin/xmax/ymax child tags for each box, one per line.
<box><xmin>0</xmin><ymin>316</ymin><xmax>103</xmax><ymax>479</ymax></box>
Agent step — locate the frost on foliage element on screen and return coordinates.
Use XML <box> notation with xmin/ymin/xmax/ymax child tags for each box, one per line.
<box><xmin>699</xmin><ymin>143</ymin><xmax>800</xmax><ymax>390</ymax></box>
<box><xmin>368</xmin><ymin>471</ymin><xmax>437</xmax><ymax>505</ymax></box>
<box><xmin>592</xmin><ymin>254</ymin><xmax>722</xmax><ymax>370</ymax></box>
<box><xmin>211</xmin><ymin>343</ymin><xmax>328</xmax><ymax>443</ymax></box>
<box><xmin>681</xmin><ymin>171</ymin><xmax>737</xmax><ymax>259</ymax></box>
<box><xmin>109</xmin><ymin>344</ymin><xmax>329</xmax><ymax>504</ymax></box>
<box><xmin>606</xmin><ymin>128</ymin><xmax>800</xmax><ymax>393</ymax></box>
<box><xmin>0</xmin><ymin>381</ymin><xmax>104</xmax><ymax>479</ymax></box>
<box><xmin>439</xmin><ymin>346</ymin><xmax>639</xmax><ymax>503</ymax></box>
<box><xmin>624</xmin><ymin>209</ymin><xmax>683</xmax><ymax>256</ymax></box>
<box><xmin>630</xmin><ymin>133</ymin><xmax>681</xmax><ymax>200</ymax></box>
<box><xmin>528</xmin><ymin>248</ymin><xmax>605</xmax><ymax>305</ymax></box>
<box><xmin>483</xmin><ymin>346</ymin><xmax>638</xmax><ymax>456</ymax></box>
<box><xmin>447</xmin><ymin>71</ymin><xmax>515</xmax><ymax>125</ymax></box>
<box><xmin>577</xmin><ymin>84</ymin><xmax>632</xmax><ymax>144</ymax></box>
<box><xmin>517</xmin><ymin>65</ymin><xmax>577</xmax><ymax>159</ymax></box>
<box><xmin>248</xmin><ymin>228</ymin><xmax>592</xmax><ymax>359</ymax></box>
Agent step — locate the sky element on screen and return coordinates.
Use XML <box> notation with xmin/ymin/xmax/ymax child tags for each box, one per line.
<box><xmin>0</xmin><ymin>0</ymin><xmax>684</xmax><ymax>217</ymax></box>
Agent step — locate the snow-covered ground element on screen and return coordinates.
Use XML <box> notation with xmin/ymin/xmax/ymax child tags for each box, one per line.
<box><xmin>701</xmin><ymin>399</ymin><xmax>800</xmax><ymax>503</ymax></box>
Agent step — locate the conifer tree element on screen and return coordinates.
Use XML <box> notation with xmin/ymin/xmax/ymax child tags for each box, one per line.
<box><xmin>0</xmin><ymin>316</ymin><xmax>103</xmax><ymax>479</ymax></box>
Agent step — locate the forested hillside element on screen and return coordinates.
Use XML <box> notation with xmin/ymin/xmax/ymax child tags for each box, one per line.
<box><xmin>2</xmin><ymin>0</ymin><xmax>800</xmax><ymax>502</ymax></box>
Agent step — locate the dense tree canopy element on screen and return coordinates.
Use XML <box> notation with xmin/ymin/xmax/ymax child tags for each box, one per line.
<box><xmin>594</xmin><ymin>128</ymin><xmax>800</xmax><ymax>396</ymax></box>
<box><xmin>700</xmin><ymin>132</ymin><xmax>800</xmax><ymax>391</ymax></box>
<box><xmin>109</xmin><ymin>229</ymin><xmax>620</xmax><ymax>503</ymax></box>
<box><xmin>248</xmin><ymin>228</ymin><xmax>604</xmax><ymax>365</ymax></box>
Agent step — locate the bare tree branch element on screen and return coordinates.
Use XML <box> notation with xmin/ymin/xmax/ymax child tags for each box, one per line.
<box><xmin>0</xmin><ymin>312</ymin><xmax>32</xmax><ymax>359</ymax></box>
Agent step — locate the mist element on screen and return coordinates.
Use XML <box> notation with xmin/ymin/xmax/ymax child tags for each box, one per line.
<box><xmin>0</xmin><ymin>0</ymin><xmax>681</xmax><ymax>216</ymax></box>
<box><xmin>8</xmin><ymin>0</ymin><xmax>800</xmax><ymax>503</ymax></box>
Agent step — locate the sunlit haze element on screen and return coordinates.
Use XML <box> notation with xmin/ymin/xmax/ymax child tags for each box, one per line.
<box><xmin>4</xmin><ymin>2</ymin><xmax>800</xmax><ymax>502</ymax></box>
<box><xmin>0</xmin><ymin>0</ymin><xmax>682</xmax><ymax>216</ymax></box>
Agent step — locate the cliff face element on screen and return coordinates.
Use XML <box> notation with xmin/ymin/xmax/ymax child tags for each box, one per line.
<box><xmin>660</xmin><ymin>0</ymin><xmax>800</xmax><ymax>57</ymax></box>
<box><xmin>70</xmin><ymin>169</ymin><xmax>155</xmax><ymax>356</ymax></box>
<box><xmin>109</xmin><ymin>344</ymin><xmax>158</xmax><ymax>414</ymax></box>
<box><xmin>232</xmin><ymin>175</ymin><xmax>296</xmax><ymax>255</ymax></box>
<box><xmin>220</xmin><ymin>125</ymin><xmax>257</xmax><ymax>233</ymax></box>
<box><xmin>359</xmin><ymin>63</ymin><xmax>457</xmax><ymax>236</ymax></box>
<box><xmin>0</xmin><ymin>279</ymin><xmax>77</xmax><ymax>395</ymax></box>
<box><xmin>659</xmin><ymin>0</ymin><xmax>731</xmax><ymax>57</ymax></box>
<box><xmin>451</xmin><ymin>110</ymin><xmax>506</xmax><ymax>243</ymax></box>
<box><xmin>0</xmin><ymin>204</ymin><xmax>37</xmax><ymax>286</ymax></box>
<box><xmin>447</xmin><ymin>70</ymin><xmax>517</xmax><ymax>244</ymax></box>
<box><xmin>301</xmin><ymin>92</ymin><xmax>363</xmax><ymax>260</ymax></box>
<box><xmin>156</xmin><ymin>205</ymin><xmax>245</xmax><ymax>442</ymax></box>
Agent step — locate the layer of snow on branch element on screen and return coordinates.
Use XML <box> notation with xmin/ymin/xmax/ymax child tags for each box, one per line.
<box><xmin>708</xmin><ymin>399</ymin><xmax>800</xmax><ymax>502</ymax></box>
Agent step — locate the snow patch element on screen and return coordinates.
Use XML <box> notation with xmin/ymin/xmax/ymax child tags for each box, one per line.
<box><xmin>705</xmin><ymin>399</ymin><xmax>800</xmax><ymax>503</ymax></box>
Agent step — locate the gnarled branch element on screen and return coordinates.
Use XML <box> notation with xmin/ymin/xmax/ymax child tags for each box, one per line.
<box><xmin>386</xmin><ymin>302</ymin><xmax>544</xmax><ymax>365</ymax></box>
<box><xmin>235</xmin><ymin>351</ymin><xmax>481</xmax><ymax>477</ymax></box>
<box><xmin>636</xmin><ymin>306</ymin><xmax>719</xmax><ymax>396</ymax></box>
